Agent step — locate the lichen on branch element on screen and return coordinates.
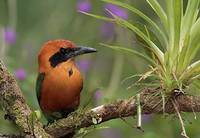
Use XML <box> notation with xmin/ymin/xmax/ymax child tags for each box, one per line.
<box><xmin>0</xmin><ymin>60</ymin><xmax>51</xmax><ymax>138</ymax></box>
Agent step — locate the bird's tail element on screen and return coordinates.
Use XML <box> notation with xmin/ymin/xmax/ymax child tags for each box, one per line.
<box><xmin>59</xmin><ymin>110</ymin><xmax>76</xmax><ymax>138</ymax></box>
<box><xmin>60</xmin><ymin>132</ymin><xmax>75</xmax><ymax>138</ymax></box>
<box><xmin>45</xmin><ymin>109</ymin><xmax>77</xmax><ymax>138</ymax></box>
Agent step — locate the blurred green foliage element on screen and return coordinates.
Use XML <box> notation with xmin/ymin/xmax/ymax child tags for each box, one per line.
<box><xmin>0</xmin><ymin>0</ymin><xmax>200</xmax><ymax>138</ymax></box>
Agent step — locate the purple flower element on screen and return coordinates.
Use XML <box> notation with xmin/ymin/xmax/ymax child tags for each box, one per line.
<box><xmin>142</xmin><ymin>114</ymin><xmax>152</xmax><ymax>123</ymax></box>
<box><xmin>104</xmin><ymin>4</ymin><xmax>128</xmax><ymax>19</ymax></box>
<box><xmin>4</xmin><ymin>28</ymin><xmax>16</xmax><ymax>45</ymax></box>
<box><xmin>14</xmin><ymin>68</ymin><xmax>27</xmax><ymax>81</ymax></box>
<box><xmin>76</xmin><ymin>0</ymin><xmax>91</xmax><ymax>12</ymax></box>
<box><xmin>100</xmin><ymin>22</ymin><xmax>115</xmax><ymax>40</ymax></box>
<box><xmin>77</xmin><ymin>59</ymin><xmax>91</xmax><ymax>73</ymax></box>
<box><xmin>94</xmin><ymin>90</ymin><xmax>102</xmax><ymax>100</ymax></box>
<box><xmin>94</xmin><ymin>90</ymin><xmax>103</xmax><ymax>106</ymax></box>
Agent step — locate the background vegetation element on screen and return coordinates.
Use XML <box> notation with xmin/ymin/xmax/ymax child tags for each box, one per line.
<box><xmin>0</xmin><ymin>0</ymin><xmax>199</xmax><ymax>138</ymax></box>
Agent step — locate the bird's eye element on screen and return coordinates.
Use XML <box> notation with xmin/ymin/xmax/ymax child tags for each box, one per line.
<box><xmin>60</xmin><ymin>48</ymin><xmax>66</xmax><ymax>54</ymax></box>
<box><xmin>68</xmin><ymin>68</ymin><xmax>73</xmax><ymax>77</ymax></box>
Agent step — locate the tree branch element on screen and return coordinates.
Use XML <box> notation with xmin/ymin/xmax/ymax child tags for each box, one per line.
<box><xmin>46</xmin><ymin>89</ymin><xmax>200</xmax><ymax>137</ymax></box>
<box><xmin>1</xmin><ymin>60</ymin><xmax>200</xmax><ymax>138</ymax></box>
<box><xmin>0</xmin><ymin>61</ymin><xmax>51</xmax><ymax>138</ymax></box>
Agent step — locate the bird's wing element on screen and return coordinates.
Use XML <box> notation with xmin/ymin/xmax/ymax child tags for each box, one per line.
<box><xmin>36</xmin><ymin>73</ymin><xmax>45</xmax><ymax>103</ymax></box>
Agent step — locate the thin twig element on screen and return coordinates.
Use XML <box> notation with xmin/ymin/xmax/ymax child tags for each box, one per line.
<box><xmin>172</xmin><ymin>99</ymin><xmax>189</xmax><ymax>138</ymax></box>
<box><xmin>136</xmin><ymin>94</ymin><xmax>144</xmax><ymax>131</ymax></box>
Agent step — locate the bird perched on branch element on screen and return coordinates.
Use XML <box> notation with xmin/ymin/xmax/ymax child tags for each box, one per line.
<box><xmin>36</xmin><ymin>39</ymin><xmax>96</xmax><ymax>128</ymax></box>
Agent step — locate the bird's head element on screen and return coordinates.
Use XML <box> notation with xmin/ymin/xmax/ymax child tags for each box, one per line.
<box><xmin>38</xmin><ymin>39</ymin><xmax>97</xmax><ymax>72</ymax></box>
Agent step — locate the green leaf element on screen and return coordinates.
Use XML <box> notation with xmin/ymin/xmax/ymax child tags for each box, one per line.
<box><xmin>173</xmin><ymin>0</ymin><xmax>182</xmax><ymax>55</ymax></box>
<box><xmin>106</xmin><ymin>11</ymin><xmax>164</xmax><ymax>66</ymax></box>
<box><xmin>180</xmin><ymin>60</ymin><xmax>200</xmax><ymax>83</ymax></box>
<box><xmin>80</xmin><ymin>11</ymin><xmax>115</xmax><ymax>22</ymax></box>
<box><xmin>186</xmin><ymin>43</ymin><xmax>200</xmax><ymax>69</ymax></box>
<box><xmin>100</xmin><ymin>43</ymin><xmax>156</xmax><ymax>65</ymax></box>
<box><xmin>190</xmin><ymin>74</ymin><xmax>200</xmax><ymax>83</ymax></box>
<box><xmin>176</xmin><ymin>1</ymin><xmax>200</xmax><ymax>74</ymax></box>
<box><xmin>121</xmin><ymin>74</ymin><xmax>144</xmax><ymax>84</ymax></box>
<box><xmin>188</xmin><ymin>18</ymin><xmax>200</xmax><ymax>62</ymax></box>
<box><xmin>181</xmin><ymin>0</ymin><xmax>200</xmax><ymax>47</ymax></box>
<box><xmin>102</xmin><ymin>0</ymin><xmax>168</xmax><ymax>48</ymax></box>
<box><xmin>171</xmin><ymin>0</ymin><xmax>182</xmax><ymax>73</ymax></box>
<box><xmin>166</xmin><ymin>0</ymin><xmax>174</xmax><ymax>48</ymax></box>
<box><xmin>176</xmin><ymin>33</ymin><xmax>190</xmax><ymax>75</ymax></box>
<box><xmin>146</xmin><ymin>0</ymin><xmax>168</xmax><ymax>32</ymax></box>
<box><xmin>82</xmin><ymin>3</ymin><xmax>164</xmax><ymax>67</ymax></box>
<box><xmin>165</xmin><ymin>0</ymin><xmax>174</xmax><ymax>71</ymax></box>
<box><xmin>178</xmin><ymin>19</ymin><xmax>200</xmax><ymax>73</ymax></box>
<box><xmin>191</xmin><ymin>17</ymin><xmax>200</xmax><ymax>45</ymax></box>
<box><xmin>193</xmin><ymin>79</ymin><xmax>200</xmax><ymax>90</ymax></box>
<box><xmin>192</xmin><ymin>9</ymin><xmax>199</xmax><ymax>24</ymax></box>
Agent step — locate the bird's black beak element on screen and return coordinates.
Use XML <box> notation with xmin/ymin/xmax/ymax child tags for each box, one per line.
<box><xmin>72</xmin><ymin>46</ymin><xmax>97</xmax><ymax>57</ymax></box>
<box><xmin>49</xmin><ymin>46</ymin><xmax>97</xmax><ymax>67</ymax></box>
<box><xmin>61</xmin><ymin>46</ymin><xmax>97</xmax><ymax>60</ymax></box>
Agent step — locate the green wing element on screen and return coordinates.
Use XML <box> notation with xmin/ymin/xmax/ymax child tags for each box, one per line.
<box><xmin>36</xmin><ymin>73</ymin><xmax>45</xmax><ymax>104</ymax></box>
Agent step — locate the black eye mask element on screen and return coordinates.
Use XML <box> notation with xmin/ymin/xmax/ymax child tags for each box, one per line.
<box><xmin>49</xmin><ymin>48</ymin><xmax>72</xmax><ymax>67</ymax></box>
<box><xmin>49</xmin><ymin>47</ymin><xmax>97</xmax><ymax>68</ymax></box>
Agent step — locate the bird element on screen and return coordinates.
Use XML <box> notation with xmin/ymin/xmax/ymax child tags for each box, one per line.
<box><xmin>36</xmin><ymin>39</ymin><xmax>97</xmax><ymax>137</ymax></box>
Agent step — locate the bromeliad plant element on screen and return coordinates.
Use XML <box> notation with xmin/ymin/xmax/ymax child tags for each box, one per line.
<box><xmin>82</xmin><ymin>0</ymin><xmax>200</xmax><ymax>95</ymax></box>
<box><xmin>81</xmin><ymin>0</ymin><xmax>200</xmax><ymax>137</ymax></box>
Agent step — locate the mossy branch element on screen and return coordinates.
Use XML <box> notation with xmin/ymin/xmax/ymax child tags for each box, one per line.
<box><xmin>1</xmin><ymin>60</ymin><xmax>200</xmax><ymax>138</ymax></box>
<box><xmin>0</xmin><ymin>60</ymin><xmax>51</xmax><ymax>138</ymax></box>
<box><xmin>45</xmin><ymin>88</ymin><xmax>200</xmax><ymax>137</ymax></box>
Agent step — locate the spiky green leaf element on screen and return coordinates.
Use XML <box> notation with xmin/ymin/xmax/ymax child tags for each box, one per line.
<box><xmin>146</xmin><ymin>0</ymin><xmax>168</xmax><ymax>32</ymax></box>
<box><xmin>102</xmin><ymin>0</ymin><xmax>168</xmax><ymax>47</ymax></box>
<box><xmin>100</xmin><ymin>43</ymin><xmax>156</xmax><ymax>65</ymax></box>
<box><xmin>107</xmin><ymin>11</ymin><xmax>164</xmax><ymax>66</ymax></box>
<box><xmin>180</xmin><ymin>60</ymin><xmax>200</xmax><ymax>82</ymax></box>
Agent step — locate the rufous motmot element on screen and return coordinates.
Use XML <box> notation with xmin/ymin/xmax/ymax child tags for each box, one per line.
<box><xmin>36</xmin><ymin>39</ymin><xmax>96</xmax><ymax>127</ymax></box>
